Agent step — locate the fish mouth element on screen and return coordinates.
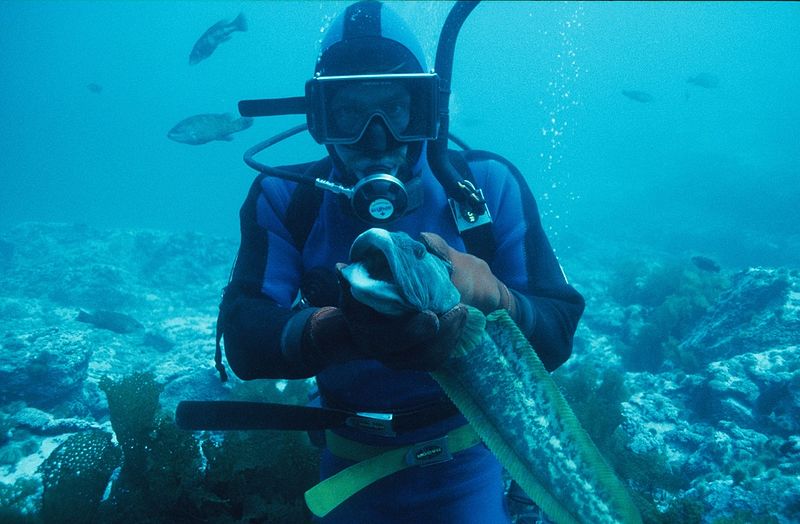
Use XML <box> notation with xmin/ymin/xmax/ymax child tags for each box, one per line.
<box><xmin>349</xmin><ymin>229</ymin><xmax>395</xmax><ymax>282</ymax></box>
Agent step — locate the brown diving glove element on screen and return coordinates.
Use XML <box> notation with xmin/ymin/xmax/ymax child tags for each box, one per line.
<box><xmin>292</xmin><ymin>306</ymin><xmax>366</xmax><ymax>375</ymax></box>
<box><xmin>419</xmin><ymin>232</ymin><xmax>519</xmax><ymax>321</ymax></box>
<box><xmin>338</xmin><ymin>269</ymin><xmax>467</xmax><ymax>372</ymax></box>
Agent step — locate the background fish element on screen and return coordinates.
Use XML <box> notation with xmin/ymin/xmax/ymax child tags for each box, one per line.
<box><xmin>692</xmin><ymin>255</ymin><xmax>721</xmax><ymax>273</ymax></box>
<box><xmin>167</xmin><ymin>113</ymin><xmax>253</xmax><ymax>145</ymax></box>
<box><xmin>76</xmin><ymin>309</ymin><xmax>143</xmax><ymax>334</ymax></box>
<box><xmin>189</xmin><ymin>12</ymin><xmax>247</xmax><ymax>65</ymax></box>
<box><xmin>621</xmin><ymin>90</ymin><xmax>654</xmax><ymax>103</ymax></box>
<box><xmin>687</xmin><ymin>72</ymin><xmax>719</xmax><ymax>88</ymax></box>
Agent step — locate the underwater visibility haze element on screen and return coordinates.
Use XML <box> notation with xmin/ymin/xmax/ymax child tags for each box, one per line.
<box><xmin>0</xmin><ymin>1</ymin><xmax>797</xmax><ymax>267</ymax></box>
<box><xmin>0</xmin><ymin>2</ymin><xmax>799</xmax><ymax>523</ymax></box>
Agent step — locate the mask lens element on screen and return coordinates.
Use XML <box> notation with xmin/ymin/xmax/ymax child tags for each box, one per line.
<box><xmin>332</xmin><ymin>96</ymin><xmax>411</xmax><ymax>141</ymax></box>
<box><xmin>308</xmin><ymin>74</ymin><xmax>438</xmax><ymax>144</ymax></box>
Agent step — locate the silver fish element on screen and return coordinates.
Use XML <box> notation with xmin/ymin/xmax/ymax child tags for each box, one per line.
<box><xmin>167</xmin><ymin>113</ymin><xmax>253</xmax><ymax>145</ymax></box>
<box><xmin>621</xmin><ymin>90</ymin><xmax>654</xmax><ymax>103</ymax></box>
<box><xmin>189</xmin><ymin>12</ymin><xmax>247</xmax><ymax>65</ymax></box>
<box><xmin>687</xmin><ymin>73</ymin><xmax>719</xmax><ymax>88</ymax></box>
<box><xmin>339</xmin><ymin>228</ymin><xmax>642</xmax><ymax>524</ymax></box>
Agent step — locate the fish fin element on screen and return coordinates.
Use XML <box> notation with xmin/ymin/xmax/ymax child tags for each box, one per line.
<box><xmin>451</xmin><ymin>306</ymin><xmax>485</xmax><ymax>357</ymax></box>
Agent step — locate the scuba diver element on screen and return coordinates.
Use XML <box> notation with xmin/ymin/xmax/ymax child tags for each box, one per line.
<box><xmin>215</xmin><ymin>1</ymin><xmax>585</xmax><ymax>521</ymax></box>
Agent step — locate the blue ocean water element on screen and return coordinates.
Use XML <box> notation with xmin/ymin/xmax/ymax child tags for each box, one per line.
<box><xmin>1</xmin><ymin>1</ymin><xmax>798</xmax><ymax>268</ymax></box>
<box><xmin>1</xmin><ymin>3</ymin><xmax>799</xmax><ymax>522</ymax></box>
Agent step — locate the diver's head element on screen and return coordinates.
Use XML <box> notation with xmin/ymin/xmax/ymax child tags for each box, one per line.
<box><xmin>308</xmin><ymin>1</ymin><xmax>437</xmax><ymax>184</ymax></box>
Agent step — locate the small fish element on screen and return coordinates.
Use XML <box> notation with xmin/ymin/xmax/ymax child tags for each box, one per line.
<box><xmin>621</xmin><ymin>90</ymin><xmax>654</xmax><ymax>103</ymax></box>
<box><xmin>189</xmin><ymin>12</ymin><xmax>248</xmax><ymax>65</ymax></box>
<box><xmin>87</xmin><ymin>82</ymin><xmax>103</xmax><ymax>94</ymax></box>
<box><xmin>76</xmin><ymin>309</ymin><xmax>143</xmax><ymax>334</ymax></box>
<box><xmin>167</xmin><ymin>113</ymin><xmax>253</xmax><ymax>145</ymax></box>
<box><xmin>687</xmin><ymin>73</ymin><xmax>719</xmax><ymax>88</ymax></box>
<box><xmin>691</xmin><ymin>255</ymin><xmax>721</xmax><ymax>273</ymax></box>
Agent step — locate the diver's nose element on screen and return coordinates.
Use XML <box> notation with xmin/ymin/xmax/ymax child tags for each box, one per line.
<box><xmin>351</xmin><ymin>116</ymin><xmax>396</xmax><ymax>152</ymax></box>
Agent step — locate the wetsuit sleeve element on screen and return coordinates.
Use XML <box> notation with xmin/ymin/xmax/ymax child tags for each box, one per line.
<box><xmin>218</xmin><ymin>175</ymin><xmax>318</xmax><ymax>379</ymax></box>
<box><xmin>473</xmin><ymin>154</ymin><xmax>585</xmax><ymax>372</ymax></box>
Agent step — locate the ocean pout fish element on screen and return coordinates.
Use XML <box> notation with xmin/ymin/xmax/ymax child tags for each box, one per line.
<box><xmin>339</xmin><ymin>228</ymin><xmax>642</xmax><ymax>524</ymax></box>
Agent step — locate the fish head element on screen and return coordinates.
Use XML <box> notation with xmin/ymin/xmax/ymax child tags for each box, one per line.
<box><xmin>167</xmin><ymin>124</ymin><xmax>203</xmax><ymax>145</ymax></box>
<box><xmin>342</xmin><ymin>228</ymin><xmax>459</xmax><ymax>315</ymax></box>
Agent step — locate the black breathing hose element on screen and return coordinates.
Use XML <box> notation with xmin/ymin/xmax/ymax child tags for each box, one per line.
<box><xmin>243</xmin><ymin>124</ymin><xmax>309</xmax><ymax>184</ymax></box>
<box><xmin>427</xmin><ymin>1</ymin><xmax>480</xmax><ymax>199</ymax></box>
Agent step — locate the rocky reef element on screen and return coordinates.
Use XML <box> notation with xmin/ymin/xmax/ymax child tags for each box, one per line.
<box><xmin>563</xmin><ymin>251</ymin><xmax>799</xmax><ymax>523</ymax></box>
<box><xmin>0</xmin><ymin>222</ymin><xmax>797</xmax><ymax>523</ymax></box>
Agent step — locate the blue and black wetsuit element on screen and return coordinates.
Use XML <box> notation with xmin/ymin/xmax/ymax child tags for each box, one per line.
<box><xmin>219</xmin><ymin>151</ymin><xmax>584</xmax><ymax>522</ymax></box>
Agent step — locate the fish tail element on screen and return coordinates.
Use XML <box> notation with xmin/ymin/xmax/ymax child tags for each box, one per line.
<box><xmin>237</xmin><ymin>116</ymin><xmax>254</xmax><ymax>131</ymax></box>
<box><xmin>234</xmin><ymin>12</ymin><xmax>248</xmax><ymax>32</ymax></box>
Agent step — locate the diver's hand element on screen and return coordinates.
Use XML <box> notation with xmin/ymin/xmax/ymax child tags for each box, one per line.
<box><xmin>420</xmin><ymin>232</ymin><xmax>518</xmax><ymax>320</ymax></box>
<box><xmin>339</xmin><ymin>270</ymin><xmax>467</xmax><ymax>371</ymax></box>
<box><xmin>298</xmin><ymin>306</ymin><xmax>363</xmax><ymax>369</ymax></box>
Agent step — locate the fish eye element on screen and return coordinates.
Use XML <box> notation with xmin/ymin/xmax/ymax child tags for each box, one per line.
<box><xmin>412</xmin><ymin>244</ymin><xmax>426</xmax><ymax>259</ymax></box>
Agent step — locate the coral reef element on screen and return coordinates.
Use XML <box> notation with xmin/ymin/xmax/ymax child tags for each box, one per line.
<box><xmin>31</xmin><ymin>372</ymin><xmax>320</xmax><ymax>523</ymax></box>
<box><xmin>606</xmin><ymin>258</ymin><xmax>729</xmax><ymax>372</ymax></box>
<box><xmin>39</xmin><ymin>428</ymin><xmax>121</xmax><ymax>524</ymax></box>
<box><xmin>1</xmin><ymin>328</ymin><xmax>93</xmax><ymax>408</ymax></box>
<box><xmin>0</xmin><ymin>477</ymin><xmax>39</xmax><ymax>523</ymax></box>
<box><xmin>1</xmin><ymin>224</ymin><xmax>798</xmax><ymax>523</ymax></box>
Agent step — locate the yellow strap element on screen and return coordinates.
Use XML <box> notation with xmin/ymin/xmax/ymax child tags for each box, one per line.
<box><xmin>304</xmin><ymin>424</ymin><xmax>481</xmax><ymax>518</ymax></box>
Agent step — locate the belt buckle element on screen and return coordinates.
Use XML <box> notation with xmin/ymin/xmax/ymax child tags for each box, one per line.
<box><xmin>345</xmin><ymin>411</ymin><xmax>396</xmax><ymax>437</ymax></box>
<box><xmin>405</xmin><ymin>436</ymin><xmax>452</xmax><ymax>467</ymax></box>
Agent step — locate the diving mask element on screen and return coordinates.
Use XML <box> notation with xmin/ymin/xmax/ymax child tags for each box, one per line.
<box><xmin>306</xmin><ymin>73</ymin><xmax>439</xmax><ymax>145</ymax></box>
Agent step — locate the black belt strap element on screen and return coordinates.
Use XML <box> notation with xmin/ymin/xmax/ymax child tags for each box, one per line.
<box><xmin>176</xmin><ymin>400</ymin><xmax>460</xmax><ymax>436</ymax></box>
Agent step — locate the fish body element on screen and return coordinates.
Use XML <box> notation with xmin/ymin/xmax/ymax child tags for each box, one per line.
<box><xmin>692</xmin><ymin>255</ymin><xmax>721</xmax><ymax>273</ymax></box>
<box><xmin>340</xmin><ymin>228</ymin><xmax>641</xmax><ymax>524</ymax></box>
<box><xmin>87</xmin><ymin>83</ymin><xmax>103</xmax><ymax>94</ymax></box>
<box><xmin>621</xmin><ymin>90</ymin><xmax>654</xmax><ymax>103</ymax></box>
<box><xmin>167</xmin><ymin>113</ymin><xmax>253</xmax><ymax>145</ymax></box>
<box><xmin>76</xmin><ymin>309</ymin><xmax>143</xmax><ymax>334</ymax></box>
<box><xmin>189</xmin><ymin>12</ymin><xmax>247</xmax><ymax>65</ymax></box>
<box><xmin>687</xmin><ymin>73</ymin><xmax>719</xmax><ymax>88</ymax></box>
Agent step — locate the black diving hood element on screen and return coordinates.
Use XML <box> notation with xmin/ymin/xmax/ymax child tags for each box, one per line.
<box><xmin>237</xmin><ymin>1</ymin><xmax>484</xmax><ymax>221</ymax></box>
<box><xmin>238</xmin><ymin>1</ymin><xmax>479</xmax><ymax>149</ymax></box>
